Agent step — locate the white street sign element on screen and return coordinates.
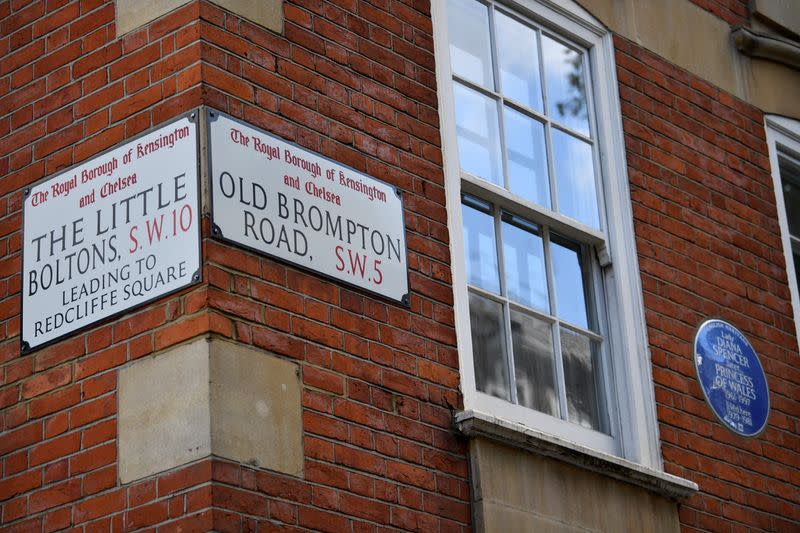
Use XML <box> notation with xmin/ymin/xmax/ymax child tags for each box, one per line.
<box><xmin>209</xmin><ymin>110</ymin><xmax>409</xmax><ymax>304</ymax></box>
<box><xmin>22</xmin><ymin>114</ymin><xmax>201</xmax><ymax>350</ymax></box>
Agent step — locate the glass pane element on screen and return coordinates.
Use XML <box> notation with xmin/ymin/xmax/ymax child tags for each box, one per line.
<box><xmin>561</xmin><ymin>329</ymin><xmax>605</xmax><ymax>431</ymax></box>
<box><xmin>511</xmin><ymin>310</ymin><xmax>558</xmax><ymax>415</ymax></box>
<box><xmin>470</xmin><ymin>292</ymin><xmax>510</xmax><ymax>401</ymax></box>
<box><xmin>552</xmin><ymin>129</ymin><xmax>599</xmax><ymax>228</ymax></box>
<box><xmin>551</xmin><ymin>238</ymin><xmax>590</xmax><ymax>330</ymax></box>
<box><xmin>447</xmin><ymin>0</ymin><xmax>494</xmax><ymax>89</ymax></box>
<box><xmin>462</xmin><ymin>201</ymin><xmax>500</xmax><ymax>293</ymax></box>
<box><xmin>454</xmin><ymin>83</ymin><xmax>503</xmax><ymax>187</ymax></box>
<box><xmin>779</xmin><ymin>155</ymin><xmax>800</xmax><ymax>236</ymax></box>
<box><xmin>794</xmin><ymin>249</ymin><xmax>800</xmax><ymax>290</ymax></box>
<box><xmin>501</xmin><ymin>215</ymin><xmax>548</xmax><ymax>311</ymax></box>
<box><xmin>496</xmin><ymin>12</ymin><xmax>543</xmax><ymax>111</ymax></box>
<box><xmin>505</xmin><ymin>107</ymin><xmax>549</xmax><ymax>207</ymax></box>
<box><xmin>542</xmin><ymin>35</ymin><xmax>589</xmax><ymax>136</ymax></box>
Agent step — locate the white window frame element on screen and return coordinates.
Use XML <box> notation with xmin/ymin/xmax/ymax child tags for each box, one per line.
<box><xmin>432</xmin><ymin>0</ymin><xmax>663</xmax><ymax>470</ymax></box>
<box><xmin>765</xmin><ymin>115</ymin><xmax>800</xmax><ymax>343</ymax></box>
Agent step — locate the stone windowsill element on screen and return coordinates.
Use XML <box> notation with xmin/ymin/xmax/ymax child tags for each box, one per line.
<box><xmin>455</xmin><ymin>410</ymin><xmax>698</xmax><ymax>500</ymax></box>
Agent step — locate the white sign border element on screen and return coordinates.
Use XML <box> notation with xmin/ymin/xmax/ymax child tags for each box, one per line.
<box><xmin>20</xmin><ymin>110</ymin><xmax>204</xmax><ymax>354</ymax></box>
<box><xmin>206</xmin><ymin>108</ymin><xmax>411</xmax><ymax>306</ymax></box>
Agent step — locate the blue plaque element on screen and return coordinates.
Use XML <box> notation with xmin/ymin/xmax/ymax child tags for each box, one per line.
<box><xmin>693</xmin><ymin>319</ymin><xmax>769</xmax><ymax>437</ymax></box>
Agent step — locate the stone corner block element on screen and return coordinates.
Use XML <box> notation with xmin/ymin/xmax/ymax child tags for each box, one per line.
<box><xmin>210</xmin><ymin>0</ymin><xmax>284</xmax><ymax>34</ymax></box>
<box><xmin>115</xmin><ymin>0</ymin><xmax>283</xmax><ymax>37</ymax></box>
<box><xmin>115</xmin><ymin>0</ymin><xmax>192</xmax><ymax>36</ymax></box>
<box><xmin>118</xmin><ymin>338</ymin><xmax>212</xmax><ymax>484</ymax></box>
<box><xmin>118</xmin><ymin>337</ymin><xmax>303</xmax><ymax>484</ymax></box>
<box><xmin>210</xmin><ymin>339</ymin><xmax>303</xmax><ymax>477</ymax></box>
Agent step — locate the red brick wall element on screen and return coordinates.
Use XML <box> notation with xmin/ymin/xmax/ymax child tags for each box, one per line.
<box><xmin>0</xmin><ymin>1</ymin><xmax>470</xmax><ymax>531</ymax></box>
<box><xmin>616</xmin><ymin>35</ymin><xmax>800</xmax><ymax>533</ymax></box>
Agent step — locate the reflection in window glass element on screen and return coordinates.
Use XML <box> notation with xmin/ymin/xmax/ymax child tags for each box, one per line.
<box><xmin>542</xmin><ymin>35</ymin><xmax>589</xmax><ymax>136</ymax></box>
<box><xmin>461</xmin><ymin>195</ymin><xmax>606</xmax><ymax>431</ymax></box>
<box><xmin>447</xmin><ymin>0</ymin><xmax>494</xmax><ymax>89</ymax></box>
<box><xmin>505</xmin><ymin>107</ymin><xmax>549</xmax><ymax>207</ymax></box>
<box><xmin>502</xmin><ymin>215</ymin><xmax>548</xmax><ymax>311</ymax></box>
<box><xmin>780</xmin><ymin>156</ymin><xmax>800</xmax><ymax>236</ymax></box>
<box><xmin>779</xmin><ymin>155</ymin><xmax>800</xmax><ymax>313</ymax></box>
<box><xmin>552</xmin><ymin>129</ymin><xmax>599</xmax><ymax>228</ymax></box>
<box><xmin>794</xmin><ymin>250</ymin><xmax>800</xmax><ymax>290</ymax></box>
<box><xmin>551</xmin><ymin>238</ymin><xmax>590</xmax><ymax>330</ymax></box>
<box><xmin>561</xmin><ymin>329</ymin><xmax>604</xmax><ymax>431</ymax></box>
<box><xmin>496</xmin><ymin>12</ymin><xmax>542</xmax><ymax>111</ymax></box>
<box><xmin>470</xmin><ymin>292</ymin><xmax>510</xmax><ymax>401</ymax></box>
<box><xmin>450</xmin><ymin>0</ymin><xmax>610</xmax><ymax>436</ymax></box>
<box><xmin>462</xmin><ymin>201</ymin><xmax>500</xmax><ymax>294</ymax></box>
<box><xmin>511</xmin><ymin>310</ymin><xmax>558</xmax><ymax>415</ymax></box>
<box><xmin>454</xmin><ymin>83</ymin><xmax>503</xmax><ymax>187</ymax></box>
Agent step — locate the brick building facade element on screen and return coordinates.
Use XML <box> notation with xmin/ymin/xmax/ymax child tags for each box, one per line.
<box><xmin>0</xmin><ymin>0</ymin><xmax>798</xmax><ymax>532</ymax></box>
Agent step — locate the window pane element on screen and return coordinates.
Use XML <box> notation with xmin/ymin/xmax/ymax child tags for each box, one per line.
<box><xmin>794</xmin><ymin>249</ymin><xmax>800</xmax><ymax>290</ymax></box>
<box><xmin>447</xmin><ymin>0</ymin><xmax>494</xmax><ymax>89</ymax></box>
<box><xmin>511</xmin><ymin>310</ymin><xmax>558</xmax><ymax>416</ymax></box>
<box><xmin>551</xmin><ymin>238</ymin><xmax>590</xmax><ymax>329</ymax></box>
<box><xmin>462</xmin><ymin>201</ymin><xmax>500</xmax><ymax>293</ymax></box>
<box><xmin>496</xmin><ymin>12</ymin><xmax>542</xmax><ymax>111</ymax></box>
<box><xmin>505</xmin><ymin>107</ymin><xmax>550</xmax><ymax>207</ymax></box>
<box><xmin>552</xmin><ymin>129</ymin><xmax>599</xmax><ymax>228</ymax></box>
<box><xmin>470</xmin><ymin>292</ymin><xmax>510</xmax><ymax>401</ymax></box>
<box><xmin>561</xmin><ymin>329</ymin><xmax>605</xmax><ymax>432</ymax></box>
<box><xmin>542</xmin><ymin>35</ymin><xmax>589</xmax><ymax>136</ymax></box>
<box><xmin>454</xmin><ymin>83</ymin><xmax>503</xmax><ymax>187</ymax></box>
<box><xmin>501</xmin><ymin>215</ymin><xmax>548</xmax><ymax>311</ymax></box>
<box><xmin>779</xmin><ymin>155</ymin><xmax>800</xmax><ymax>236</ymax></box>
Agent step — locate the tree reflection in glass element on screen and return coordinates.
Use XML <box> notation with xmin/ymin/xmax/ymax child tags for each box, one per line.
<box><xmin>542</xmin><ymin>35</ymin><xmax>589</xmax><ymax>136</ymax></box>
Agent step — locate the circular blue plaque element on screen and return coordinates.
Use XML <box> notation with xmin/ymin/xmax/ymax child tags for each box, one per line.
<box><xmin>693</xmin><ymin>319</ymin><xmax>770</xmax><ymax>437</ymax></box>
